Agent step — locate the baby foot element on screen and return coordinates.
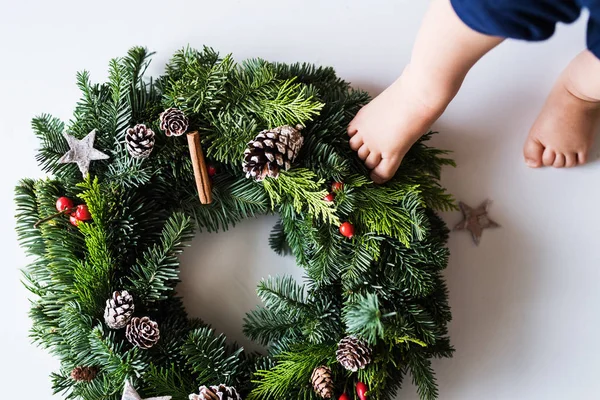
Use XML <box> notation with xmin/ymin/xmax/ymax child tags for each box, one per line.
<box><xmin>524</xmin><ymin>72</ymin><xmax>600</xmax><ymax>168</ymax></box>
<box><xmin>347</xmin><ymin>68</ymin><xmax>451</xmax><ymax>183</ymax></box>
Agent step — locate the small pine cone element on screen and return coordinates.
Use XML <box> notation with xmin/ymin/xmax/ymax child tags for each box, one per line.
<box><xmin>125</xmin><ymin>316</ymin><xmax>160</xmax><ymax>349</ymax></box>
<box><xmin>189</xmin><ymin>385</ymin><xmax>242</xmax><ymax>400</ymax></box>
<box><xmin>126</xmin><ymin>124</ymin><xmax>155</xmax><ymax>159</ymax></box>
<box><xmin>242</xmin><ymin>124</ymin><xmax>304</xmax><ymax>181</ymax></box>
<box><xmin>311</xmin><ymin>365</ymin><xmax>334</xmax><ymax>399</ymax></box>
<box><xmin>104</xmin><ymin>290</ymin><xmax>134</xmax><ymax>329</ymax></box>
<box><xmin>159</xmin><ymin>107</ymin><xmax>189</xmax><ymax>137</ymax></box>
<box><xmin>336</xmin><ymin>336</ymin><xmax>372</xmax><ymax>372</ymax></box>
<box><xmin>70</xmin><ymin>366</ymin><xmax>98</xmax><ymax>382</ymax></box>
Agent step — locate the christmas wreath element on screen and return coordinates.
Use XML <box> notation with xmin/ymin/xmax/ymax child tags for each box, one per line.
<box><xmin>15</xmin><ymin>47</ymin><xmax>456</xmax><ymax>400</ymax></box>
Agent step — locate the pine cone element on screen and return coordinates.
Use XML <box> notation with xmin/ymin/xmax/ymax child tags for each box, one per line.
<box><xmin>311</xmin><ymin>365</ymin><xmax>334</xmax><ymax>399</ymax></box>
<box><xmin>126</xmin><ymin>124</ymin><xmax>156</xmax><ymax>158</ymax></box>
<box><xmin>125</xmin><ymin>316</ymin><xmax>160</xmax><ymax>349</ymax></box>
<box><xmin>336</xmin><ymin>336</ymin><xmax>372</xmax><ymax>372</ymax></box>
<box><xmin>70</xmin><ymin>366</ymin><xmax>98</xmax><ymax>382</ymax></box>
<box><xmin>189</xmin><ymin>385</ymin><xmax>242</xmax><ymax>400</ymax></box>
<box><xmin>104</xmin><ymin>290</ymin><xmax>134</xmax><ymax>329</ymax></box>
<box><xmin>159</xmin><ymin>107</ymin><xmax>189</xmax><ymax>137</ymax></box>
<box><xmin>242</xmin><ymin>124</ymin><xmax>304</xmax><ymax>181</ymax></box>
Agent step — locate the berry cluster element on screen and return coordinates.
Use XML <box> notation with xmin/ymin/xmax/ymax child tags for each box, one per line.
<box><xmin>55</xmin><ymin>197</ymin><xmax>92</xmax><ymax>226</ymax></box>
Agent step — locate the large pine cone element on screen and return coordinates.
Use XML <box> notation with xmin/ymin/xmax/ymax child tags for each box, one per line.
<box><xmin>336</xmin><ymin>336</ymin><xmax>372</xmax><ymax>372</ymax></box>
<box><xmin>126</xmin><ymin>124</ymin><xmax>156</xmax><ymax>159</ymax></box>
<box><xmin>70</xmin><ymin>366</ymin><xmax>98</xmax><ymax>382</ymax></box>
<box><xmin>159</xmin><ymin>107</ymin><xmax>189</xmax><ymax>137</ymax></box>
<box><xmin>311</xmin><ymin>365</ymin><xmax>334</xmax><ymax>399</ymax></box>
<box><xmin>242</xmin><ymin>124</ymin><xmax>304</xmax><ymax>181</ymax></box>
<box><xmin>125</xmin><ymin>316</ymin><xmax>160</xmax><ymax>349</ymax></box>
<box><xmin>189</xmin><ymin>385</ymin><xmax>242</xmax><ymax>400</ymax></box>
<box><xmin>104</xmin><ymin>290</ymin><xmax>134</xmax><ymax>329</ymax></box>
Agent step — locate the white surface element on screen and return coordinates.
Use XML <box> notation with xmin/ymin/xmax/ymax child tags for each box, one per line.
<box><xmin>1</xmin><ymin>1</ymin><xmax>599</xmax><ymax>399</ymax></box>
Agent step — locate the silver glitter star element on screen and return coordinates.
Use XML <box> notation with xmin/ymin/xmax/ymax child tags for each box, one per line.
<box><xmin>121</xmin><ymin>381</ymin><xmax>171</xmax><ymax>400</ymax></box>
<box><xmin>58</xmin><ymin>129</ymin><xmax>109</xmax><ymax>177</ymax></box>
<box><xmin>454</xmin><ymin>199</ymin><xmax>500</xmax><ymax>246</ymax></box>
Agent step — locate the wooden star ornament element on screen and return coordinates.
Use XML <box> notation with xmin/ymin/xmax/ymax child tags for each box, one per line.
<box><xmin>121</xmin><ymin>381</ymin><xmax>171</xmax><ymax>400</ymax></box>
<box><xmin>454</xmin><ymin>200</ymin><xmax>499</xmax><ymax>245</ymax></box>
<box><xmin>58</xmin><ymin>129</ymin><xmax>109</xmax><ymax>177</ymax></box>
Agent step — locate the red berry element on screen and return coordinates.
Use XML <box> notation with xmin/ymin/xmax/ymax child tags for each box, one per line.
<box><xmin>339</xmin><ymin>221</ymin><xmax>355</xmax><ymax>238</ymax></box>
<box><xmin>56</xmin><ymin>197</ymin><xmax>74</xmax><ymax>213</ymax></box>
<box><xmin>74</xmin><ymin>204</ymin><xmax>92</xmax><ymax>221</ymax></box>
<box><xmin>332</xmin><ymin>181</ymin><xmax>344</xmax><ymax>192</ymax></box>
<box><xmin>356</xmin><ymin>382</ymin><xmax>368</xmax><ymax>400</ymax></box>
<box><xmin>208</xmin><ymin>165</ymin><xmax>217</xmax><ymax>177</ymax></box>
<box><xmin>69</xmin><ymin>215</ymin><xmax>81</xmax><ymax>227</ymax></box>
<box><xmin>338</xmin><ymin>394</ymin><xmax>351</xmax><ymax>400</ymax></box>
<box><xmin>324</xmin><ymin>193</ymin><xmax>335</xmax><ymax>202</ymax></box>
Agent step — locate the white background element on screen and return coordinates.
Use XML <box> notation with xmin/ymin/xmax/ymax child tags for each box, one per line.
<box><xmin>2</xmin><ymin>1</ymin><xmax>599</xmax><ymax>399</ymax></box>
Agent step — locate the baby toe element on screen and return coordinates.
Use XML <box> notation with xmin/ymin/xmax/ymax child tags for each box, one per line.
<box><xmin>349</xmin><ymin>134</ymin><xmax>363</xmax><ymax>151</ymax></box>
<box><xmin>553</xmin><ymin>153</ymin><xmax>566</xmax><ymax>168</ymax></box>
<box><xmin>577</xmin><ymin>151</ymin><xmax>588</xmax><ymax>165</ymax></box>
<box><xmin>364</xmin><ymin>152</ymin><xmax>381</xmax><ymax>169</ymax></box>
<box><xmin>542</xmin><ymin>148</ymin><xmax>556</xmax><ymax>167</ymax></box>
<box><xmin>347</xmin><ymin>122</ymin><xmax>358</xmax><ymax>137</ymax></box>
<box><xmin>358</xmin><ymin>144</ymin><xmax>370</xmax><ymax>160</ymax></box>
<box><xmin>523</xmin><ymin>137</ymin><xmax>544</xmax><ymax>168</ymax></box>
<box><xmin>370</xmin><ymin>158</ymin><xmax>401</xmax><ymax>184</ymax></box>
<box><xmin>565</xmin><ymin>153</ymin><xmax>577</xmax><ymax>168</ymax></box>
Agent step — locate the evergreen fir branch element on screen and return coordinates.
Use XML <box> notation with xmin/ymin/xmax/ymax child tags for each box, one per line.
<box><xmin>263</xmin><ymin>169</ymin><xmax>339</xmax><ymax>225</ymax></box>
<box><xmin>340</xmin><ymin>235</ymin><xmax>382</xmax><ymax>292</ymax></box>
<box><xmin>32</xmin><ymin>114</ymin><xmax>69</xmax><ymax>176</ymax></box>
<box><xmin>257</xmin><ymin>275</ymin><xmax>309</xmax><ymax>318</ymax></box>
<box><xmin>88</xmin><ymin>326</ymin><xmax>149</xmax><ymax>383</ymax></box>
<box><xmin>182</xmin><ymin>327</ymin><xmax>244</xmax><ymax>386</ymax></box>
<box><xmin>201</xmin><ymin>112</ymin><xmax>258</xmax><ymax>164</ymax></box>
<box><xmin>128</xmin><ymin>212</ymin><xmax>194</xmax><ymax>305</ymax></box>
<box><xmin>268</xmin><ymin>219</ymin><xmax>291</xmax><ymax>256</ymax></box>
<box><xmin>353</xmin><ymin>184</ymin><xmax>428</xmax><ymax>246</ymax></box>
<box><xmin>249</xmin><ymin>343</ymin><xmax>337</xmax><ymax>400</ymax></box>
<box><xmin>57</xmin><ymin>302</ymin><xmax>95</xmax><ymax>367</ymax></box>
<box><xmin>343</xmin><ymin>293</ymin><xmax>385</xmax><ymax>345</ymax></box>
<box><xmin>144</xmin><ymin>364</ymin><xmax>197</xmax><ymax>400</ymax></box>
<box><xmin>305</xmin><ymin>225</ymin><xmax>344</xmax><ymax>284</ymax></box>
<box><xmin>243</xmin><ymin>307</ymin><xmax>302</xmax><ymax>346</ymax></box>
<box><xmin>15</xmin><ymin>179</ymin><xmax>45</xmax><ymax>256</ymax></box>
<box><xmin>407</xmin><ymin>352</ymin><xmax>438</xmax><ymax>400</ymax></box>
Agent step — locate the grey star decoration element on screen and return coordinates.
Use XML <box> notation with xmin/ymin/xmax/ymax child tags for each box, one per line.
<box><xmin>58</xmin><ymin>129</ymin><xmax>109</xmax><ymax>177</ymax></box>
<box><xmin>454</xmin><ymin>199</ymin><xmax>500</xmax><ymax>245</ymax></box>
<box><xmin>121</xmin><ymin>380</ymin><xmax>171</xmax><ymax>400</ymax></box>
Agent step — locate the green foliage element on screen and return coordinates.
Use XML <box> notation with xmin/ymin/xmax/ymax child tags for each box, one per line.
<box><xmin>249</xmin><ymin>343</ymin><xmax>337</xmax><ymax>400</ymax></box>
<box><xmin>16</xmin><ymin>46</ymin><xmax>455</xmax><ymax>400</ymax></box>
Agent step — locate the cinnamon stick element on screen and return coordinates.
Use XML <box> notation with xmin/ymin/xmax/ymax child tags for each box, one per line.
<box><xmin>186</xmin><ymin>131</ymin><xmax>212</xmax><ymax>204</ymax></box>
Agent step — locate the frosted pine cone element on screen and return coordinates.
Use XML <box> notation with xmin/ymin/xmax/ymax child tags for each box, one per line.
<box><xmin>336</xmin><ymin>336</ymin><xmax>372</xmax><ymax>372</ymax></box>
<box><xmin>242</xmin><ymin>124</ymin><xmax>304</xmax><ymax>180</ymax></box>
<box><xmin>189</xmin><ymin>385</ymin><xmax>242</xmax><ymax>400</ymax></box>
<box><xmin>125</xmin><ymin>124</ymin><xmax>155</xmax><ymax>158</ymax></box>
<box><xmin>125</xmin><ymin>316</ymin><xmax>160</xmax><ymax>349</ymax></box>
<box><xmin>311</xmin><ymin>365</ymin><xmax>334</xmax><ymax>399</ymax></box>
<box><xmin>104</xmin><ymin>290</ymin><xmax>134</xmax><ymax>329</ymax></box>
<box><xmin>159</xmin><ymin>107</ymin><xmax>189</xmax><ymax>137</ymax></box>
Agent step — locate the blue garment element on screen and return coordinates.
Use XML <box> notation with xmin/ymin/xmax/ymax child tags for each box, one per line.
<box><xmin>450</xmin><ymin>0</ymin><xmax>600</xmax><ymax>58</ymax></box>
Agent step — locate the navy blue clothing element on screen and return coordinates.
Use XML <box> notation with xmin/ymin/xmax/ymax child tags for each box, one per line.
<box><xmin>451</xmin><ymin>0</ymin><xmax>600</xmax><ymax>58</ymax></box>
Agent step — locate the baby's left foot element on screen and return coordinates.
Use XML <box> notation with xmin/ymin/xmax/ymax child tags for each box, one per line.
<box><xmin>524</xmin><ymin>51</ymin><xmax>600</xmax><ymax>168</ymax></box>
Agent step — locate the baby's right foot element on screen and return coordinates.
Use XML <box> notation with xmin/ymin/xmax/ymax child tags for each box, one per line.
<box><xmin>347</xmin><ymin>67</ymin><xmax>451</xmax><ymax>183</ymax></box>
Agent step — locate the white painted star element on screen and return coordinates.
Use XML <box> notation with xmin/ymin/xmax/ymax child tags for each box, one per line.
<box><xmin>121</xmin><ymin>381</ymin><xmax>171</xmax><ymax>400</ymax></box>
<box><xmin>58</xmin><ymin>129</ymin><xmax>109</xmax><ymax>177</ymax></box>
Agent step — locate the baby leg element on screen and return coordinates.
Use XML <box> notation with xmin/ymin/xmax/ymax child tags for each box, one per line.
<box><xmin>348</xmin><ymin>0</ymin><xmax>503</xmax><ymax>183</ymax></box>
<box><xmin>524</xmin><ymin>50</ymin><xmax>600</xmax><ymax>167</ymax></box>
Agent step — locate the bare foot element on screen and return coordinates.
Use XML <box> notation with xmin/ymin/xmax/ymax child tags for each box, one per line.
<box><xmin>347</xmin><ymin>68</ymin><xmax>448</xmax><ymax>183</ymax></box>
<box><xmin>524</xmin><ymin>52</ymin><xmax>600</xmax><ymax>168</ymax></box>
<box><xmin>347</xmin><ymin>0</ymin><xmax>503</xmax><ymax>183</ymax></box>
